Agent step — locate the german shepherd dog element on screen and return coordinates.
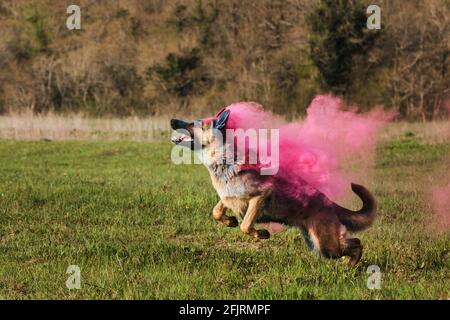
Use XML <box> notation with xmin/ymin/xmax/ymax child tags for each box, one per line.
<box><xmin>170</xmin><ymin>109</ymin><xmax>376</xmax><ymax>267</ymax></box>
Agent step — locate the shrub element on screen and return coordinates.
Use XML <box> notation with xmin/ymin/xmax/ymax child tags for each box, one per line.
<box><xmin>308</xmin><ymin>0</ymin><xmax>380</xmax><ymax>95</ymax></box>
<box><xmin>147</xmin><ymin>47</ymin><xmax>213</xmax><ymax>98</ymax></box>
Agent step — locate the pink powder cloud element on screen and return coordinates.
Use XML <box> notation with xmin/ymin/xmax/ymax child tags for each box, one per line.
<box><xmin>431</xmin><ymin>183</ymin><xmax>450</xmax><ymax>232</ymax></box>
<box><xmin>223</xmin><ymin>95</ymin><xmax>393</xmax><ymax>201</ymax></box>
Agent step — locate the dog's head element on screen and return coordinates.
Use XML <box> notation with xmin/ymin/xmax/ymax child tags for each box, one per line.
<box><xmin>170</xmin><ymin>108</ymin><xmax>230</xmax><ymax>152</ymax></box>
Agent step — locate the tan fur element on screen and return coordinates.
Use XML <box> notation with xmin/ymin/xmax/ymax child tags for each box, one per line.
<box><xmin>221</xmin><ymin>197</ymin><xmax>249</xmax><ymax>217</ymax></box>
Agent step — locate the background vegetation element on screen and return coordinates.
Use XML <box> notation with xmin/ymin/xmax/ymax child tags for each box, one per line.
<box><xmin>0</xmin><ymin>0</ymin><xmax>449</xmax><ymax>120</ymax></box>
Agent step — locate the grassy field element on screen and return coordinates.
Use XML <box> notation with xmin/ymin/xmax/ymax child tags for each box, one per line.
<box><xmin>0</xmin><ymin>134</ymin><xmax>449</xmax><ymax>299</ymax></box>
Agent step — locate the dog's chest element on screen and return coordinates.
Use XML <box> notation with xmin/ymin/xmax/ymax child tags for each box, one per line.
<box><xmin>210</xmin><ymin>175</ymin><xmax>250</xmax><ymax>215</ymax></box>
<box><xmin>207</xmin><ymin>164</ymin><xmax>248</xmax><ymax>198</ymax></box>
<box><xmin>211</xmin><ymin>175</ymin><xmax>249</xmax><ymax>198</ymax></box>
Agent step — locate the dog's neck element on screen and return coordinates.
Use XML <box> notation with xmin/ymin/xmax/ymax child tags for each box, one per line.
<box><xmin>207</xmin><ymin>160</ymin><xmax>239</xmax><ymax>183</ymax></box>
<box><xmin>196</xmin><ymin>143</ymin><xmax>239</xmax><ymax>182</ymax></box>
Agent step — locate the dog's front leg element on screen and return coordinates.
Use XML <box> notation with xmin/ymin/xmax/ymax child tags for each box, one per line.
<box><xmin>212</xmin><ymin>200</ymin><xmax>238</xmax><ymax>227</ymax></box>
<box><xmin>240</xmin><ymin>193</ymin><xmax>271</xmax><ymax>239</ymax></box>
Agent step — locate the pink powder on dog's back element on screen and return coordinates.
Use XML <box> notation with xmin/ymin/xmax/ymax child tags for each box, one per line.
<box><xmin>224</xmin><ymin>95</ymin><xmax>392</xmax><ymax>201</ymax></box>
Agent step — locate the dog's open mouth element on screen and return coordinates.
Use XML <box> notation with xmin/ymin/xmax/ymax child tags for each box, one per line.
<box><xmin>171</xmin><ymin>132</ymin><xmax>193</xmax><ymax>145</ymax></box>
<box><xmin>170</xmin><ymin>119</ymin><xmax>195</xmax><ymax>148</ymax></box>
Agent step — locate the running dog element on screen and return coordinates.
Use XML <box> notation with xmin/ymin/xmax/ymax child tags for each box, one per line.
<box><xmin>170</xmin><ymin>108</ymin><xmax>376</xmax><ymax>267</ymax></box>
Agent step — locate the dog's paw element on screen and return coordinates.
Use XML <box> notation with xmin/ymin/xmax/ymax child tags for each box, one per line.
<box><xmin>224</xmin><ymin>216</ymin><xmax>238</xmax><ymax>228</ymax></box>
<box><xmin>255</xmin><ymin>229</ymin><xmax>270</xmax><ymax>239</ymax></box>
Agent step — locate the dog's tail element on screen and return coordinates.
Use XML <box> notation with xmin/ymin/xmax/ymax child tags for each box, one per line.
<box><xmin>335</xmin><ymin>183</ymin><xmax>376</xmax><ymax>232</ymax></box>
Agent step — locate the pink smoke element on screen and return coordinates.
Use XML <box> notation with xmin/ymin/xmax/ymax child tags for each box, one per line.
<box><xmin>223</xmin><ymin>95</ymin><xmax>392</xmax><ymax>201</ymax></box>
<box><xmin>431</xmin><ymin>183</ymin><xmax>450</xmax><ymax>232</ymax></box>
<box><xmin>445</xmin><ymin>100</ymin><xmax>450</xmax><ymax>119</ymax></box>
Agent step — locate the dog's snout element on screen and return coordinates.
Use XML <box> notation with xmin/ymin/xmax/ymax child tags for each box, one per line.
<box><xmin>171</xmin><ymin>119</ymin><xmax>190</xmax><ymax>130</ymax></box>
<box><xmin>170</xmin><ymin>119</ymin><xmax>183</xmax><ymax>129</ymax></box>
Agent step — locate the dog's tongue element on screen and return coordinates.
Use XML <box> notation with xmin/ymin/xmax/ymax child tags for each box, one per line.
<box><xmin>171</xmin><ymin>133</ymin><xmax>192</xmax><ymax>143</ymax></box>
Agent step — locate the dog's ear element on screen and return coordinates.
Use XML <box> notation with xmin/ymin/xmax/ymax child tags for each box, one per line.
<box><xmin>213</xmin><ymin>109</ymin><xmax>230</xmax><ymax>130</ymax></box>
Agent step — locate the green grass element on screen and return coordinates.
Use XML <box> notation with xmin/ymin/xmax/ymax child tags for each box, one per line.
<box><xmin>0</xmin><ymin>138</ymin><xmax>449</xmax><ymax>299</ymax></box>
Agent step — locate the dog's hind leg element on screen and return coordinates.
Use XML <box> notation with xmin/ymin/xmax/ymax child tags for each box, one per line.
<box><xmin>300</xmin><ymin>212</ymin><xmax>341</xmax><ymax>259</ymax></box>
<box><xmin>304</xmin><ymin>212</ymin><xmax>362</xmax><ymax>268</ymax></box>
<box><xmin>240</xmin><ymin>192</ymin><xmax>271</xmax><ymax>240</ymax></box>
<box><xmin>213</xmin><ymin>200</ymin><xmax>238</xmax><ymax>227</ymax></box>
<box><xmin>340</xmin><ymin>238</ymin><xmax>363</xmax><ymax>268</ymax></box>
<box><xmin>336</xmin><ymin>223</ymin><xmax>363</xmax><ymax>268</ymax></box>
